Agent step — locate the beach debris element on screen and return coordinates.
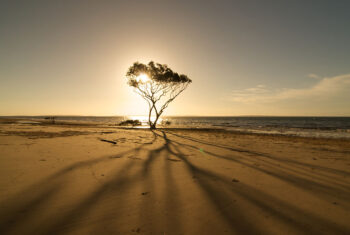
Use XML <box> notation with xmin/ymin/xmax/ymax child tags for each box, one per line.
<box><xmin>199</xmin><ymin>148</ymin><xmax>205</xmax><ymax>153</ymax></box>
<box><xmin>232</xmin><ymin>178</ymin><xmax>240</xmax><ymax>183</ymax></box>
<box><xmin>99</xmin><ymin>138</ymin><xmax>117</xmax><ymax>144</ymax></box>
<box><xmin>141</xmin><ymin>192</ymin><xmax>149</xmax><ymax>196</ymax></box>
<box><xmin>101</xmin><ymin>131</ymin><xmax>114</xmax><ymax>134</ymax></box>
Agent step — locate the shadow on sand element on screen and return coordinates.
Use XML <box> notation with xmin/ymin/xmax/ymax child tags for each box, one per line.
<box><xmin>0</xmin><ymin>130</ymin><xmax>349</xmax><ymax>234</ymax></box>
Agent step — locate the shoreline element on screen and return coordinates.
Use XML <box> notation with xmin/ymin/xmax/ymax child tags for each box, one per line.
<box><xmin>1</xmin><ymin>117</ymin><xmax>350</xmax><ymax>140</ymax></box>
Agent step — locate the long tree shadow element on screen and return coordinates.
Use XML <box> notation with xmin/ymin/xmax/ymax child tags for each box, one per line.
<box><xmin>158</xmin><ymin>130</ymin><xmax>350</xmax><ymax>234</ymax></box>
<box><xmin>0</xmin><ymin>129</ymin><xmax>349</xmax><ymax>234</ymax></box>
<box><xmin>165</xmin><ymin>131</ymin><xmax>350</xmax><ymax>204</ymax></box>
<box><xmin>156</xmin><ymin>131</ymin><xmax>263</xmax><ymax>234</ymax></box>
<box><xmin>167</xmin><ymin>131</ymin><xmax>350</xmax><ymax>177</ymax></box>
<box><xmin>0</xmin><ymin>130</ymin><xmax>183</xmax><ymax>234</ymax></box>
<box><xmin>0</xmin><ymin>131</ymin><xmax>159</xmax><ymax>234</ymax></box>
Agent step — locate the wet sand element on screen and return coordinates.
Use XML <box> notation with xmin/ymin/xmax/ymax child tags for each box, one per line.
<box><xmin>0</xmin><ymin>119</ymin><xmax>350</xmax><ymax>234</ymax></box>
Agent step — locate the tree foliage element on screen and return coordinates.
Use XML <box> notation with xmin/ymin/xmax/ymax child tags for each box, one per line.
<box><xmin>126</xmin><ymin>61</ymin><xmax>192</xmax><ymax>129</ymax></box>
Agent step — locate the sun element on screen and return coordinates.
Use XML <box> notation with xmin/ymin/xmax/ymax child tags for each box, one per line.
<box><xmin>137</xmin><ymin>73</ymin><xmax>150</xmax><ymax>83</ymax></box>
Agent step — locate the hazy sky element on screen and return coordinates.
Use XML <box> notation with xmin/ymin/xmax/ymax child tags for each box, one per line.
<box><xmin>1</xmin><ymin>0</ymin><xmax>350</xmax><ymax>116</ymax></box>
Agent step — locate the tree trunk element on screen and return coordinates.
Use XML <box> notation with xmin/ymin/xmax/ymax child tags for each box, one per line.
<box><xmin>149</xmin><ymin>103</ymin><xmax>161</xmax><ymax>129</ymax></box>
<box><xmin>148</xmin><ymin>103</ymin><xmax>155</xmax><ymax>129</ymax></box>
<box><xmin>151</xmin><ymin>113</ymin><xmax>161</xmax><ymax>129</ymax></box>
<box><xmin>148</xmin><ymin>107</ymin><xmax>153</xmax><ymax>127</ymax></box>
<box><xmin>149</xmin><ymin>114</ymin><xmax>161</xmax><ymax>129</ymax></box>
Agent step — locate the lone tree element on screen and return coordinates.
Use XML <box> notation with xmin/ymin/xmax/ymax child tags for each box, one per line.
<box><xmin>126</xmin><ymin>61</ymin><xmax>192</xmax><ymax>129</ymax></box>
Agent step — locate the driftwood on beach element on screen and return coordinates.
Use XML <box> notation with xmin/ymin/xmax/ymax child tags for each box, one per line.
<box><xmin>99</xmin><ymin>138</ymin><xmax>117</xmax><ymax>144</ymax></box>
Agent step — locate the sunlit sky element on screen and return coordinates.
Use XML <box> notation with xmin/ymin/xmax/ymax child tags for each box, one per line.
<box><xmin>1</xmin><ymin>0</ymin><xmax>350</xmax><ymax>116</ymax></box>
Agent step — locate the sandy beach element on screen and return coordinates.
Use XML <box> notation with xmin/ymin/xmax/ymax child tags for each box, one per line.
<box><xmin>0</xmin><ymin>119</ymin><xmax>349</xmax><ymax>235</ymax></box>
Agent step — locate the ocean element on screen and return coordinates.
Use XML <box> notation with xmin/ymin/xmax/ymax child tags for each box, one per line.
<box><xmin>4</xmin><ymin>116</ymin><xmax>350</xmax><ymax>139</ymax></box>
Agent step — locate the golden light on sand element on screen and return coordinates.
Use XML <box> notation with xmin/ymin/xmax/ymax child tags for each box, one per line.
<box><xmin>136</xmin><ymin>73</ymin><xmax>150</xmax><ymax>83</ymax></box>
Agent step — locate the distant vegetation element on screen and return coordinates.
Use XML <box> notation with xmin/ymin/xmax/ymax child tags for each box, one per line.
<box><xmin>118</xmin><ymin>119</ymin><xmax>142</xmax><ymax>126</ymax></box>
<box><xmin>161</xmin><ymin>120</ymin><xmax>171</xmax><ymax>126</ymax></box>
<box><xmin>44</xmin><ymin>116</ymin><xmax>56</xmax><ymax>124</ymax></box>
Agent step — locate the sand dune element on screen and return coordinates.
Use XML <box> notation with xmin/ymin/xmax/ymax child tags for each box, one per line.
<box><xmin>0</xmin><ymin>121</ymin><xmax>349</xmax><ymax>234</ymax></box>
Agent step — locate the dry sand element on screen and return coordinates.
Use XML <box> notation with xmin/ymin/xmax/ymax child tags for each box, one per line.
<box><xmin>0</xmin><ymin>119</ymin><xmax>350</xmax><ymax>234</ymax></box>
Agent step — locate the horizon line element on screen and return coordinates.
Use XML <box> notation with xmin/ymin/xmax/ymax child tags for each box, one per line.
<box><xmin>1</xmin><ymin>115</ymin><xmax>350</xmax><ymax>118</ymax></box>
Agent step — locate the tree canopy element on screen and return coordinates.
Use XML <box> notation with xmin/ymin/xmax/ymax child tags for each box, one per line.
<box><xmin>126</xmin><ymin>61</ymin><xmax>192</xmax><ymax>129</ymax></box>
